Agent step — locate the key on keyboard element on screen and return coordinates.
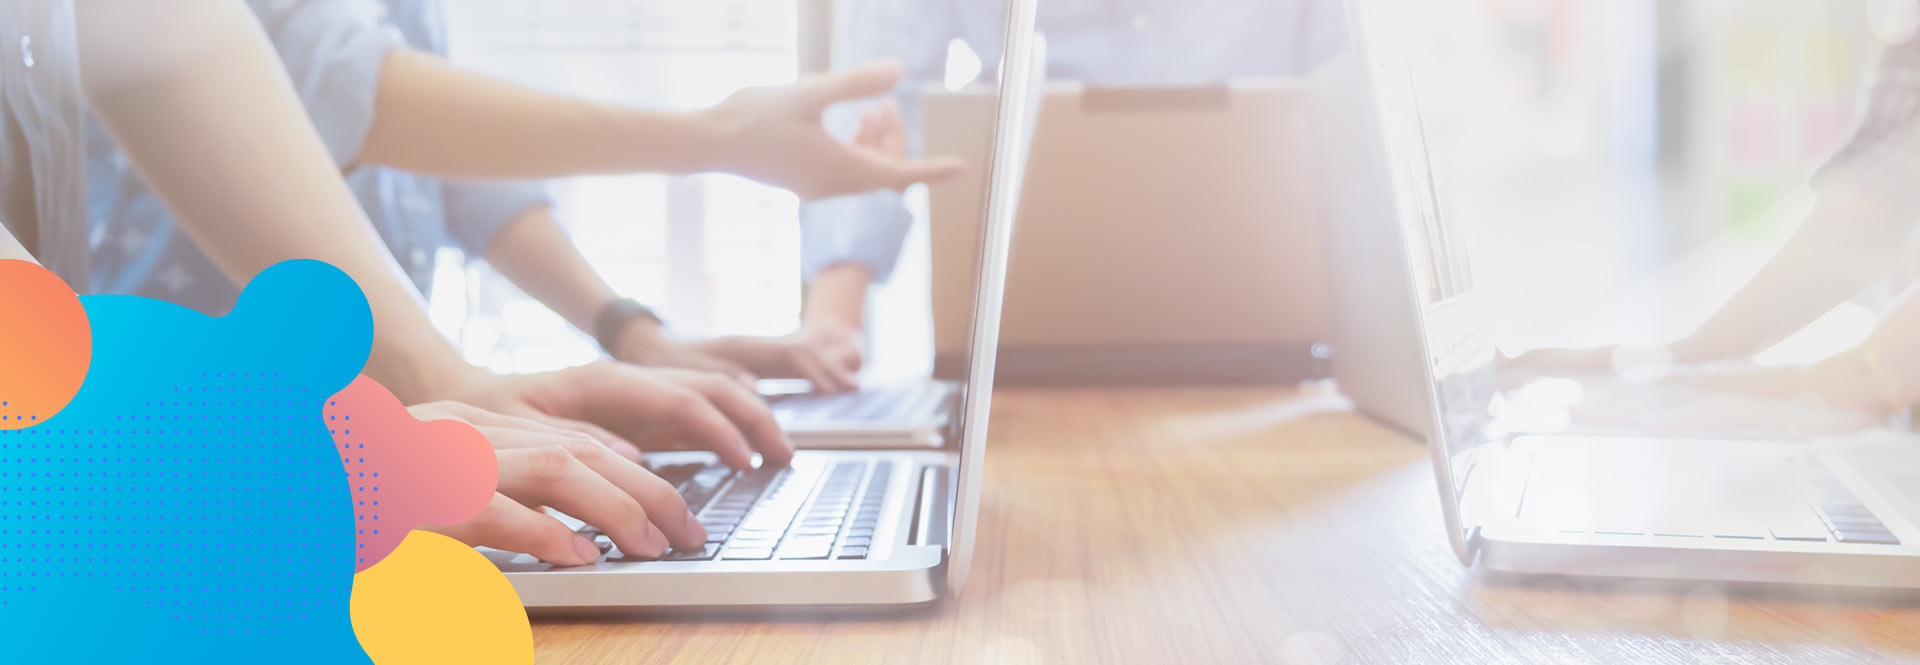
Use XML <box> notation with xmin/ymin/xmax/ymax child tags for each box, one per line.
<box><xmin>838</xmin><ymin>461</ymin><xmax>892</xmax><ymax>559</ymax></box>
<box><xmin>571</xmin><ymin>459</ymin><xmax>891</xmax><ymax>565</ymax></box>
<box><xmin>775</xmin><ymin>386</ymin><xmax>937</xmax><ymax>425</ymax></box>
<box><xmin>721</xmin><ymin>463</ymin><xmax>826</xmax><ymax>559</ymax></box>
<box><xmin>775</xmin><ymin>462</ymin><xmax>866</xmax><ymax>560</ymax></box>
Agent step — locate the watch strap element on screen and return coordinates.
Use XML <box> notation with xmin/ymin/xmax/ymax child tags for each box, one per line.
<box><xmin>593</xmin><ymin>297</ymin><xmax>664</xmax><ymax>357</ymax></box>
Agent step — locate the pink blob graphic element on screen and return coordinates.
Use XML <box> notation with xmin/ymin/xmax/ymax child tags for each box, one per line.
<box><xmin>325</xmin><ymin>375</ymin><xmax>496</xmax><ymax>571</ymax></box>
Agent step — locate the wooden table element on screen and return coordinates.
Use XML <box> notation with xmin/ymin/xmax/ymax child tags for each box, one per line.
<box><xmin>532</xmin><ymin>387</ymin><xmax>1920</xmax><ymax>664</ymax></box>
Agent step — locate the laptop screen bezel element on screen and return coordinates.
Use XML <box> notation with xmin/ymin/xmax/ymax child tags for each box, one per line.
<box><xmin>1342</xmin><ymin>0</ymin><xmax>1483</xmax><ymax>565</ymax></box>
<box><xmin>943</xmin><ymin>0</ymin><xmax>1041</xmax><ymax>592</ymax></box>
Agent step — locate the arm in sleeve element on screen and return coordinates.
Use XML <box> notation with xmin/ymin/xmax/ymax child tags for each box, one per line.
<box><xmin>1814</xmin><ymin>36</ymin><xmax>1920</xmax><ymax>211</ymax></box>
<box><xmin>244</xmin><ymin>0</ymin><xmax>401</xmax><ymax>166</ymax></box>
<box><xmin>76</xmin><ymin>0</ymin><xmax>481</xmax><ymax>402</ymax></box>
<box><xmin>440</xmin><ymin>179</ymin><xmax>553</xmax><ymax>254</ymax></box>
<box><xmin>797</xmin><ymin>0</ymin><xmax>958</xmax><ymax>283</ymax></box>
<box><xmin>0</xmin><ymin>224</ymin><xmax>34</xmax><ymax>264</ymax></box>
<box><xmin>1665</xmin><ymin>36</ymin><xmax>1920</xmax><ymax>363</ymax></box>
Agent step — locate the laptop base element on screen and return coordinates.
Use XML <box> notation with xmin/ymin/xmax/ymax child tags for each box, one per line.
<box><xmin>494</xmin><ymin>450</ymin><xmax>954</xmax><ymax>610</ymax></box>
<box><xmin>1474</xmin><ymin>435</ymin><xmax>1920</xmax><ymax>589</ymax></box>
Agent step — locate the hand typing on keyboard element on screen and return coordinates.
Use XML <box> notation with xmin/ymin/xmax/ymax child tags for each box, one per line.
<box><xmin>685</xmin><ymin>326</ymin><xmax>863</xmax><ymax>394</ymax></box>
<box><xmin>450</xmin><ymin>361</ymin><xmax>795</xmax><ymax>469</ymax></box>
<box><xmin>414</xmin><ymin>402</ymin><xmax>709</xmax><ymax>567</ymax></box>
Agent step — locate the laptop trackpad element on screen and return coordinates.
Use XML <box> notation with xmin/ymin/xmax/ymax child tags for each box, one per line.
<box><xmin>1846</xmin><ymin>441</ymin><xmax>1920</xmax><ymax>509</ymax></box>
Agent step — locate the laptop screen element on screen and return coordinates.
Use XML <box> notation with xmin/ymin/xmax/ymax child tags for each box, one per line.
<box><xmin>1348</xmin><ymin>0</ymin><xmax>1504</xmax><ymax>554</ymax></box>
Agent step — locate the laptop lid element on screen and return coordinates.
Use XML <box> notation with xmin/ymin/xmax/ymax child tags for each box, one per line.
<box><xmin>1318</xmin><ymin>35</ymin><xmax>1431</xmax><ymax>441</ymax></box>
<box><xmin>1344</xmin><ymin>0</ymin><xmax>1503</xmax><ymax>565</ymax></box>
<box><xmin>945</xmin><ymin>0</ymin><xmax>1043</xmax><ymax>592</ymax></box>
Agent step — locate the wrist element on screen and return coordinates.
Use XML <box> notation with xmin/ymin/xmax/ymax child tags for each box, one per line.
<box><xmin>391</xmin><ymin>352</ymin><xmax>491</xmax><ymax>404</ymax></box>
<box><xmin>677</xmin><ymin>107</ymin><xmax>733</xmax><ymax>175</ymax></box>
<box><xmin>618</xmin><ymin>107</ymin><xmax>726</xmax><ymax>176</ymax></box>
<box><xmin>593</xmin><ymin>297</ymin><xmax>666</xmax><ymax>359</ymax></box>
<box><xmin>804</xmin><ymin>263</ymin><xmax>872</xmax><ymax>331</ymax></box>
<box><xmin>612</xmin><ymin>319</ymin><xmax>671</xmax><ymax>363</ymax></box>
<box><xmin>803</xmin><ymin>315</ymin><xmax>860</xmax><ymax>338</ymax></box>
<box><xmin>1665</xmin><ymin>337</ymin><xmax>1721</xmax><ymax>366</ymax></box>
<box><xmin>1824</xmin><ymin>345</ymin><xmax>1900</xmax><ymax>413</ymax></box>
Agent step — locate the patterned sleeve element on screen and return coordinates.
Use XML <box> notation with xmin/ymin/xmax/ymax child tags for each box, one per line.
<box><xmin>245</xmin><ymin>0</ymin><xmax>401</xmax><ymax>166</ymax></box>
<box><xmin>1815</xmin><ymin>32</ymin><xmax>1920</xmax><ymax>206</ymax></box>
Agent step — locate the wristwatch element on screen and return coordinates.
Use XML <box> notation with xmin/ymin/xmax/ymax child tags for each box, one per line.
<box><xmin>593</xmin><ymin>297</ymin><xmax>665</xmax><ymax>357</ymax></box>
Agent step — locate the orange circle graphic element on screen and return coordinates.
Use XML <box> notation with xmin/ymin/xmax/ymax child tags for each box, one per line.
<box><xmin>0</xmin><ymin>260</ymin><xmax>91</xmax><ymax>429</ymax></box>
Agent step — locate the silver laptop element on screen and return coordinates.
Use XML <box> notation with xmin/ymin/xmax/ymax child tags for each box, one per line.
<box><xmin>489</xmin><ymin>0</ymin><xmax>1043</xmax><ymax>609</ymax></box>
<box><xmin>1343</xmin><ymin>0</ymin><xmax>1920</xmax><ymax>587</ymax></box>
<box><xmin>764</xmin><ymin>379</ymin><xmax>956</xmax><ymax>449</ymax></box>
<box><xmin>768</xmin><ymin>29</ymin><xmax>1063</xmax><ymax>451</ymax></box>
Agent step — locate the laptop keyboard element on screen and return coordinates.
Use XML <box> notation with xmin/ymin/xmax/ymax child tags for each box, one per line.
<box><xmin>1522</xmin><ymin>452</ymin><xmax>1902</xmax><ymax>546</ymax></box>
<box><xmin>773</xmin><ymin>384</ymin><xmax>948</xmax><ymax>426</ymax></box>
<box><xmin>1801</xmin><ymin>469</ymin><xmax>1900</xmax><ymax>545</ymax></box>
<box><xmin>574</xmin><ymin>460</ymin><xmax>893</xmax><ymax>564</ymax></box>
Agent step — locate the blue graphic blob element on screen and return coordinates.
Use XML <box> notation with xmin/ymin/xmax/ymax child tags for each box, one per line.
<box><xmin>0</xmin><ymin>260</ymin><xmax>374</xmax><ymax>662</ymax></box>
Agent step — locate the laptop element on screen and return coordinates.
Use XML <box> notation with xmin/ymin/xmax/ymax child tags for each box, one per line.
<box><xmin>1317</xmin><ymin>25</ymin><xmax>1431</xmax><ymax>441</ymax></box>
<box><xmin>1343</xmin><ymin>0</ymin><xmax>1920</xmax><ymax>587</ymax></box>
<box><xmin>768</xmin><ymin>31</ymin><xmax>1060</xmax><ymax>450</ymax></box>
<box><xmin>487</xmin><ymin>0</ymin><xmax>1042</xmax><ymax>609</ymax></box>
<box><xmin>764</xmin><ymin>379</ymin><xmax>956</xmax><ymax>449</ymax></box>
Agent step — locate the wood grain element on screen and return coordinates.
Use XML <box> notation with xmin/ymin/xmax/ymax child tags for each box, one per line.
<box><xmin>531</xmin><ymin>386</ymin><xmax>1920</xmax><ymax>664</ymax></box>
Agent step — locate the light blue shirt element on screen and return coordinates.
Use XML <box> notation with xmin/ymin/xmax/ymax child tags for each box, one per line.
<box><xmin>88</xmin><ymin>0</ymin><xmax>550</xmax><ymax>314</ymax></box>
<box><xmin>800</xmin><ymin>0</ymin><xmax>1349</xmax><ymax>283</ymax></box>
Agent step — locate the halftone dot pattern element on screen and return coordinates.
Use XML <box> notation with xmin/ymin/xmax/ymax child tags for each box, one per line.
<box><xmin>0</xmin><ymin>260</ymin><xmax>375</xmax><ymax>662</ymax></box>
<box><xmin>323</xmin><ymin>376</ymin><xmax>495</xmax><ymax>572</ymax></box>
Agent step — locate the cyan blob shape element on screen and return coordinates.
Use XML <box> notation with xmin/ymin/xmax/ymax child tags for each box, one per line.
<box><xmin>0</xmin><ymin>260</ymin><xmax>374</xmax><ymax>662</ymax></box>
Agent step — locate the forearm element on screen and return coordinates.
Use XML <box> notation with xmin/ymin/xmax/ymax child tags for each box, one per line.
<box><xmin>359</xmin><ymin>49</ymin><xmax>719</xmax><ymax>179</ymax></box>
<box><xmin>804</xmin><ymin>263</ymin><xmax>873</xmax><ymax>330</ymax></box>
<box><xmin>76</xmin><ymin>0</ymin><xmax>479</xmax><ymax>402</ymax></box>
<box><xmin>1676</xmin><ymin>184</ymin><xmax>1904</xmax><ymax>363</ymax></box>
<box><xmin>483</xmin><ymin>207</ymin><xmax>692</xmax><ymax>363</ymax></box>
<box><xmin>482</xmin><ymin>205</ymin><xmax>621</xmax><ymax>334</ymax></box>
<box><xmin>0</xmin><ymin>226</ymin><xmax>35</xmax><ymax>264</ymax></box>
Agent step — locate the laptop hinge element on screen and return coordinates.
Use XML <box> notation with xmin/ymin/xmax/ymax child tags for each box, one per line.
<box><xmin>911</xmin><ymin>465</ymin><xmax>954</xmax><ymax>548</ymax></box>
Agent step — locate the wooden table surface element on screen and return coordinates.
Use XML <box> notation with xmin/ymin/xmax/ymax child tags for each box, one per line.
<box><xmin>532</xmin><ymin>386</ymin><xmax>1920</xmax><ymax>664</ymax></box>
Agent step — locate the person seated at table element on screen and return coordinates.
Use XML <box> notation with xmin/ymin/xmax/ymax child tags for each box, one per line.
<box><xmin>1515</xmin><ymin>22</ymin><xmax>1920</xmax><ymax>417</ymax></box>
<box><xmin>3</xmin><ymin>0</ymin><xmax>952</xmax><ymax>563</ymax></box>
<box><xmin>792</xmin><ymin>0</ymin><xmax>1350</xmax><ymax>382</ymax></box>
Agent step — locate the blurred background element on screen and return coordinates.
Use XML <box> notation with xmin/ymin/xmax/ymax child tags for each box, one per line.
<box><xmin>1410</xmin><ymin>0</ymin><xmax>1893</xmax><ymax>368</ymax></box>
<box><xmin>433</xmin><ymin>0</ymin><xmax>812</xmax><ymax>374</ymax></box>
<box><xmin>423</xmin><ymin>0</ymin><xmax>1903</xmax><ymax>381</ymax></box>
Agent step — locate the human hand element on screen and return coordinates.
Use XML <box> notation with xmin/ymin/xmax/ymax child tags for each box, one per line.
<box><xmin>453</xmin><ymin>362</ymin><xmax>794</xmax><ymax>470</ymax></box>
<box><xmin>1503</xmin><ymin>346</ymin><xmax>1617</xmax><ymax>376</ymax></box>
<box><xmin>853</xmin><ymin>100</ymin><xmax>911</xmax><ymax>189</ymax></box>
<box><xmin>698</xmin><ymin>60</ymin><xmax>963</xmax><ymax>200</ymax></box>
<box><xmin>1662</xmin><ymin>352</ymin><xmax>1888</xmax><ymax>415</ymax></box>
<box><xmin>691</xmin><ymin>325</ymin><xmax>865</xmax><ymax>394</ymax></box>
<box><xmin>614</xmin><ymin>322</ymin><xmax>757</xmax><ymax>389</ymax></box>
<box><xmin>410</xmin><ymin>401</ymin><xmax>704</xmax><ymax>565</ymax></box>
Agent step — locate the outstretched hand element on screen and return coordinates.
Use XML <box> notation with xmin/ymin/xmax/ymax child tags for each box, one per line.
<box><xmin>701</xmin><ymin>60</ymin><xmax>964</xmax><ymax>200</ymax></box>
